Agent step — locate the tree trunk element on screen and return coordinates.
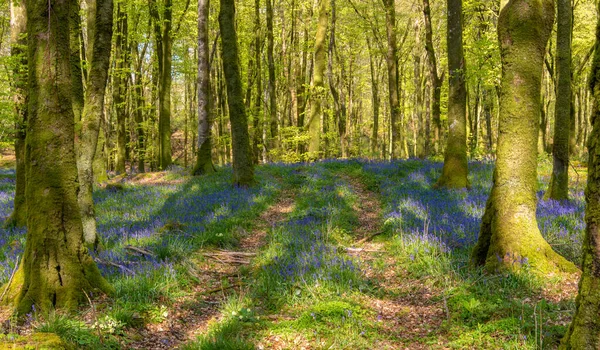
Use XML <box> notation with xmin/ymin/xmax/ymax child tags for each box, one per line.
<box><xmin>546</xmin><ymin>0</ymin><xmax>572</xmax><ymax>201</ymax></box>
<box><xmin>219</xmin><ymin>0</ymin><xmax>255</xmax><ymax>186</ymax></box>
<box><xmin>266</xmin><ymin>0</ymin><xmax>277</xmax><ymax>151</ymax></box>
<box><xmin>470</xmin><ymin>0</ymin><xmax>576</xmax><ymax>274</ymax></box>
<box><xmin>193</xmin><ymin>0</ymin><xmax>216</xmax><ymax>175</ymax></box>
<box><xmin>560</xmin><ymin>4</ymin><xmax>600</xmax><ymax>346</ymax></box>
<box><xmin>149</xmin><ymin>0</ymin><xmax>173</xmax><ymax>169</ymax></box>
<box><xmin>308</xmin><ymin>0</ymin><xmax>328</xmax><ymax>158</ymax></box>
<box><xmin>423</xmin><ymin>0</ymin><xmax>442</xmax><ymax>154</ymax></box>
<box><xmin>383</xmin><ymin>0</ymin><xmax>400</xmax><ymax>159</ymax></box>
<box><xmin>368</xmin><ymin>39</ymin><xmax>379</xmax><ymax>157</ymax></box>
<box><xmin>5</xmin><ymin>0</ymin><xmax>113</xmax><ymax>315</ymax></box>
<box><xmin>76</xmin><ymin>0</ymin><xmax>114</xmax><ymax>247</ymax></box>
<box><xmin>6</xmin><ymin>0</ymin><xmax>27</xmax><ymax>228</ymax></box>
<box><xmin>113</xmin><ymin>2</ymin><xmax>127</xmax><ymax>175</ymax></box>
<box><xmin>436</xmin><ymin>0</ymin><xmax>468</xmax><ymax>189</ymax></box>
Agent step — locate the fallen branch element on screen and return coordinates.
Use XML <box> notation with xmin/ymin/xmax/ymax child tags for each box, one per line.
<box><xmin>346</xmin><ymin>247</ymin><xmax>382</xmax><ymax>253</ymax></box>
<box><xmin>125</xmin><ymin>245</ymin><xmax>156</xmax><ymax>258</ymax></box>
<box><xmin>94</xmin><ymin>258</ymin><xmax>136</xmax><ymax>275</ymax></box>
<box><xmin>202</xmin><ymin>282</ymin><xmax>244</xmax><ymax>295</ymax></box>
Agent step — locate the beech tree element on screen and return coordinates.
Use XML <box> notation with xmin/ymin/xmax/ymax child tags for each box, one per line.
<box><xmin>560</xmin><ymin>2</ymin><xmax>600</xmax><ymax>346</ymax></box>
<box><xmin>219</xmin><ymin>0</ymin><xmax>255</xmax><ymax>186</ymax></box>
<box><xmin>545</xmin><ymin>0</ymin><xmax>572</xmax><ymax>200</ymax></box>
<box><xmin>4</xmin><ymin>0</ymin><xmax>112</xmax><ymax>314</ymax></box>
<box><xmin>435</xmin><ymin>0</ymin><xmax>468</xmax><ymax>189</ymax></box>
<box><xmin>6</xmin><ymin>0</ymin><xmax>27</xmax><ymax>228</ymax></box>
<box><xmin>470</xmin><ymin>0</ymin><xmax>576</xmax><ymax>274</ymax></box>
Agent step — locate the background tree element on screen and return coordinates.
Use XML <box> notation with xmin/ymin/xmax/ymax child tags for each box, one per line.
<box><xmin>435</xmin><ymin>0</ymin><xmax>468</xmax><ymax>188</ymax></box>
<box><xmin>219</xmin><ymin>0</ymin><xmax>255</xmax><ymax>186</ymax></box>
<box><xmin>192</xmin><ymin>0</ymin><xmax>215</xmax><ymax>175</ymax></box>
<box><xmin>560</xmin><ymin>2</ymin><xmax>600</xmax><ymax>346</ymax></box>
<box><xmin>6</xmin><ymin>0</ymin><xmax>27</xmax><ymax>228</ymax></box>
<box><xmin>545</xmin><ymin>0</ymin><xmax>572</xmax><ymax>201</ymax></box>
<box><xmin>5</xmin><ymin>0</ymin><xmax>112</xmax><ymax>314</ymax></box>
<box><xmin>470</xmin><ymin>0</ymin><xmax>576</xmax><ymax>274</ymax></box>
<box><xmin>76</xmin><ymin>0</ymin><xmax>114</xmax><ymax>247</ymax></box>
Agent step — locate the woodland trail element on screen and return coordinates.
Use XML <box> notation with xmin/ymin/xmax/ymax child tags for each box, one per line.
<box><xmin>128</xmin><ymin>188</ymin><xmax>296</xmax><ymax>349</ymax></box>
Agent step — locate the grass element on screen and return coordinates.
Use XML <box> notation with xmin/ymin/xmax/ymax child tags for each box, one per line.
<box><xmin>0</xmin><ymin>159</ymin><xmax>586</xmax><ymax>349</ymax></box>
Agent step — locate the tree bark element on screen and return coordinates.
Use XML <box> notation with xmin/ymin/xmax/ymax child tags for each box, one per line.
<box><xmin>5</xmin><ymin>0</ymin><xmax>113</xmax><ymax>315</ymax></box>
<box><xmin>77</xmin><ymin>0</ymin><xmax>114</xmax><ymax>247</ymax></box>
<box><xmin>6</xmin><ymin>0</ymin><xmax>27</xmax><ymax>228</ymax></box>
<box><xmin>219</xmin><ymin>0</ymin><xmax>255</xmax><ymax>186</ymax></box>
<box><xmin>436</xmin><ymin>0</ymin><xmax>468</xmax><ymax>189</ymax></box>
<box><xmin>266</xmin><ymin>0</ymin><xmax>277</xmax><ymax>151</ymax></box>
<box><xmin>308</xmin><ymin>0</ymin><xmax>328</xmax><ymax>158</ymax></box>
<box><xmin>193</xmin><ymin>0</ymin><xmax>216</xmax><ymax>175</ymax></box>
<box><xmin>383</xmin><ymin>0</ymin><xmax>400</xmax><ymax>159</ymax></box>
<box><xmin>546</xmin><ymin>0</ymin><xmax>572</xmax><ymax>201</ymax></box>
<box><xmin>470</xmin><ymin>0</ymin><xmax>576</xmax><ymax>274</ymax></box>
<box><xmin>560</xmin><ymin>3</ymin><xmax>600</xmax><ymax>346</ymax></box>
<box><xmin>423</xmin><ymin>0</ymin><xmax>443</xmax><ymax>154</ymax></box>
<box><xmin>113</xmin><ymin>1</ymin><xmax>127</xmax><ymax>175</ymax></box>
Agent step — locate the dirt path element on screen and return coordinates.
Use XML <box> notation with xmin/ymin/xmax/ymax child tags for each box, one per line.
<box><xmin>128</xmin><ymin>190</ymin><xmax>295</xmax><ymax>349</ymax></box>
<box><xmin>343</xmin><ymin>174</ymin><xmax>447</xmax><ymax>349</ymax></box>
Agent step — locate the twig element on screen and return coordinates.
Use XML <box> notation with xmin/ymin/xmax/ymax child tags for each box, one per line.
<box><xmin>0</xmin><ymin>256</ymin><xmax>19</xmax><ymax>302</ymax></box>
<box><xmin>83</xmin><ymin>289</ymin><xmax>103</xmax><ymax>345</ymax></box>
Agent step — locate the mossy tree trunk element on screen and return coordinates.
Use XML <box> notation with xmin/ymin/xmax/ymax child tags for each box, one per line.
<box><xmin>192</xmin><ymin>0</ymin><xmax>216</xmax><ymax>175</ymax></box>
<box><xmin>76</xmin><ymin>0</ymin><xmax>113</xmax><ymax>247</ymax></box>
<box><xmin>5</xmin><ymin>0</ymin><xmax>113</xmax><ymax>315</ymax></box>
<box><xmin>436</xmin><ymin>0</ymin><xmax>468</xmax><ymax>189</ymax></box>
<box><xmin>308</xmin><ymin>0</ymin><xmax>328</xmax><ymax>159</ymax></box>
<box><xmin>383</xmin><ymin>0</ymin><xmax>400</xmax><ymax>159</ymax></box>
<box><xmin>545</xmin><ymin>0</ymin><xmax>572</xmax><ymax>201</ymax></box>
<box><xmin>560</xmin><ymin>3</ymin><xmax>600</xmax><ymax>347</ymax></box>
<box><xmin>219</xmin><ymin>0</ymin><xmax>255</xmax><ymax>186</ymax></box>
<box><xmin>149</xmin><ymin>0</ymin><xmax>173</xmax><ymax>170</ymax></box>
<box><xmin>6</xmin><ymin>0</ymin><xmax>27</xmax><ymax>228</ymax></box>
<box><xmin>423</xmin><ymin>0</ymin><xmax>443</xmax><ymax>155</ymax></box>
<box><xmin>113</xmin><ymin>1</ymin><xmax>128</xmax><ymax>175</ymax></box>
<box><xmin>470</xmin><ymin>0</ymin><xmax>576</xmax><ymax>274</ymax></box>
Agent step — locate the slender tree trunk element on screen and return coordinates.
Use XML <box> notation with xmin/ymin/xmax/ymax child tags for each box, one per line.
<box><xmin>114</xmin><ymin>2</ymin><xmax>127</xmax><ymax>174</ymax></box>
<box><xmin>560</xmin><ymin>4</ymin><xmax>600</xmax><ymax>346</ymax></box>
<box><xmin>470</xmin><ymin>0</ymin><xmax>576</xmax><ymax>274</ymax></box>
<box><xmin>423</xmin><ymin>0</ymin><xmax>443</xmax><ymax>154</ymax></box>
<box><xmin>133</xmin><ymin>41</ymin><xmax>146</xmax><ymax>173</ymax></box>
<box><xmin>383</xmin><ymin>0</ymin><xmax>400</xmax><ymax>159</ymax></box>
<box><xmin>266</xmin><ymin>0</ymin><xmax>277</xmax><ymax>151</ymax></box>
<box><xmin>76</xmin><ymin>0</ymin><xmax>114</xmax><ymax>247</ymax></box>
<box><xmin>219</xmin><ymin>0</ymin><xmax>255</xmax><ymax>186</ymax></box>
<box><xmin>546</xmin><ymin>0</ymin><xmax>572</xmax><ymax>201</ymax></box>
<box><xmin>436</xmin><ymin>0</ymin><xmax>468</xmax><ymax>188</ymax></box>
<box><xmin>149</xmin><ymin>0</ymin><xmax>173</xmax><ymax>169</ymax></box>
<box><xmin>368</xmin><ymin>39</ymin><xmax>379</xmax><ymax>157</ymax></box>
<box><xmin>5</xmin><ymin>0</ymin><xmax>113</xmax><ymax>315</ymax></box>
<box><xmin>193</xmin><ymin>0</ymin><xmax>216</xmax><ymax>175</ymax></box>
<box><xmin>6</xmin><ymin>0</ymin><xmax>27</xmax><ymax>228</ymax></box>
<box><xmin>308</xmin><ymin>0</ymin><xmax>328</xmax><ymax>158</ymax></box>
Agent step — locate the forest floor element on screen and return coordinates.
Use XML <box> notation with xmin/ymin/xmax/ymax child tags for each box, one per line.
<box><xmin>0</xmin><ymin>158</ymin><xmax>585</xmax><ymax>349</ymax></box>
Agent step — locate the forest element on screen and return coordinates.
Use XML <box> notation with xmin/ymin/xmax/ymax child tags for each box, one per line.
<box><xmin>0</xmin><ymin>0</ymin><xmax>599</xmax><ymax>348</ymax></box>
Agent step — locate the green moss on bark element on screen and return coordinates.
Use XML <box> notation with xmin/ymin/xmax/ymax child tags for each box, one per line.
<box><xmin>470</xmin><ymin>0</ymin><xmax>576</xmax><ymax>275</ymax></box>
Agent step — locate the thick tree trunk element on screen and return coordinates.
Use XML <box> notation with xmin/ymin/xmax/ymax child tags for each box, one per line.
<box><xmin>546</xmin><ymin>0</ymin><xmax>572</xmax><ymax>201</ymax></box>
<box><xmin>436</xmin><ymin>0</ymin><xmax>468</xmax><ymax>189</ymax></box>
<box><xmin>383</xmin><ymin>0</ymin><xmax>400</xmax><ymax>159</ymax></box>
<box><xmin>219</xmin><ymin>0</ymin><xmax>255</xmax><ymax>186</ymax></box>
<box><xmin>560</xmin><ymin>4</ymin><xmax>600</xmax><ymax>346</ymax></box>
<box><xmin>308</xmin><ymin>0</ymin><xmax>328</xmax><ymax>158</ymax></box>
<box><xmin>77</xmin><ymin>0</ymin><xmax>114</xmax><ymax>247</ymax></box>
<box><xmin>193</xmin><ymin>0</ymin><xmax>216</xmax><ymax>175</ymax></box>
<box><xmin>4</xmin><ymin>0</ymin><xmax>113</xmax><ymax>315</ymax></box>
<box><xmin>6</xmin><ymin>0</ymin><xmax>27</xmax><ymax>228</ymax></box>
<box><xmin>470</xmin><ymin>0</ymin><xmax>576</xmax><ymax>274</ymax></box>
